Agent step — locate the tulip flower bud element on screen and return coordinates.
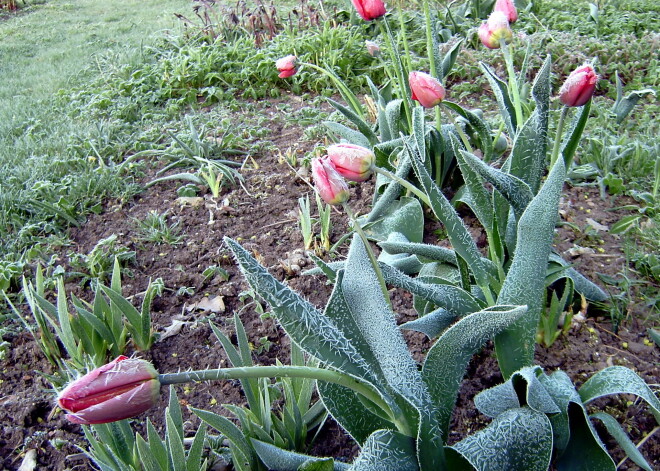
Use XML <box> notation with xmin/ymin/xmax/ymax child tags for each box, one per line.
<box><xmin>58</xmin><ymin>356</ymin><xmax>160</xmax><ymax>425</ymax></box>
<box><xmin>409</xmin><ymin>71</ymin><xmax>446</xmax><ymax>108</ymax></box>
<box><xmin>365</xmin><ymin>40</ymin><xmax>381</xmax><ymax>57</ymax></box>
<box><xmin>494</xmin><ymin>0</ymin><xmax>518</xmax><ymax>24</ymax></box>
<box><xmin>478</xmin><ymin>11</ymin><xmax>513</xmax><ymax>49</ymax></box>
<box><xmin>311</xmin><ymin>158</ymin><xmax>350</xmax><ymax>205</ymax></box>
<box><xmin>275</xmin><ymin>55</ymin><xmax>297</xmax><ymax>78</ymax></box>
<box><xmin>327</xmin><ymin>143</ymin><xmax>375</xmax><ymax>182</ymax></box>
<box><xmin>351</xmin><ymin>0</ymin><xmax>386</xmax><ymax>21</ymax></box>
<box><xmin>559</xmin><ymin>64</ymin><xmax>599</xmax><ymax>107</ymax></box>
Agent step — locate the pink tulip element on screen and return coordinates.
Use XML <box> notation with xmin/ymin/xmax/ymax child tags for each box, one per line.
<box><xmin>58</xmin><ymin>356</ymin><xmax>160</xmax><ymax>425</ymax></box>
<box><xmin>327</xmin><ymin>143</ymin><xmax>375</xmax><ymax>182</ymax></box>
<box><xmin>559</xmin><ymin>64</ymin><xmax>599</xmax><ymax>107</ymax></box>
<box><xmin>275</xmin><ymin>55</ymin><xmax>297</xmax><ymax>78</ymax></box>
<box><xmin>365</xmin><ymin>40</ymin><xmax>381</xmax><ymax>57</ymax></box>
<box><xmin>478</xmin><ymin>11</ymin><xmax>513</xmax><ymax>49</ymax></box>
<box><xmin>494</xmin><ymin>0</ymin><xmax>518</xmax><ymax>24</ymax></box>
<box><xmin>409</xmin><ymin>71</ymin><xmax>446</xmax><ymax>108</ymax></box>
<box><xmin>351</xmin><ymin>0</ymin><xmax>386</xmax><ymax>21</ymax></box>
<box><xmin>311</xmin><ymin>158</ymin><xmax>350</xmax><ymax>205</ymax></box>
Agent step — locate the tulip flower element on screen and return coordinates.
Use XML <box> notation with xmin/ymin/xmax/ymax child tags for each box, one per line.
<box><xmin>275</xmin><ymin>55</ymin><xmax>297</xmax><ymax>78</ymax></box>
<box><xmin>559</xmin><ymin>64</ymin><xmax>599</xmax><ymax>107</ymax></box>
<box><xmin>351</xmin><ymin>0</ymin><xmax>386</xmax><ymax>21</ymax></box>
<box><xmin>57</xmin><ymin>356</ymin><xmax>160</xmax><ymax>425</ymax></box>
<box><xmin>365</xmin><ymin>40</ymin><xmax>381</xmax><ymax>57</ymax></box>
<box><xmin>311</xmin><ymin>157</ymin><xmax>350</xmax><ymax>205</ymax></box>
<box><xmin>409</xmin><ymin>71</ymin><xmax>446</xmax><ymax>108</ymax></box>
<box><xmin>327</xmin><ymin>143</ymin><xmax>375</xmax><ymax>182</ymax></box>
<box><xmin>478</xmin><ymin>11</ymin><xmax>513</xmax><ymax>49</ymax></box>
<box><xmin>493</xmin><ymin>0</ymin><xmax>518</xmax><ymax>24</ymax></box>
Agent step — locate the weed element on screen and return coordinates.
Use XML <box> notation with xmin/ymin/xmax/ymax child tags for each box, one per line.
<box><xmin>133</xmin><ymin>211</ymin><xmax>184</xmax><ymax>246</ymax></box>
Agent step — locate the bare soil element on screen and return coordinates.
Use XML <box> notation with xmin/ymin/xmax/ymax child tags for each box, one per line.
<box><xmin>1</xmin><ymin>94</ymin><xmax>658</xmax><ymax>470</ymax></box>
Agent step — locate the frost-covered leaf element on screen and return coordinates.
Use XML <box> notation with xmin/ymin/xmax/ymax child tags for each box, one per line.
<box><xmin>324</xmin><ymin>122</ymin><xmax>372</xmax><ymax>148</ymax></box>
<box><xmin>560</xmin><ymin>100</ymin><xmax>591</xmax><ymax>167</ymax></box>
<box><xmin>495</xmin><ymin>158</ymin><xmax>566</xmax><ymax>378</ymax></box>
<box><xmin>480</xmin><ymin>63</ymin><xmax>517</xmax><ymax>136</ymax></box>
<box><xmin>400</xmin><ymin>308</ymin><xmax>457</xmax><ymax>339</ymax></box>
<box><xmin>449</xmin><ymin>407</ymin><xmax>553</xmax><ymax>471</ymax></box>
<box><xmin>591</xmin><ymin>412</ymin><xmax>654</xmax><ymax>471</ymax></box>
<box><xmin>444</xmin><ymin>102</ymin><xmax>493</xmax><ymax>161</ymax></box>
<box><xmin>350</xmin><ymin>430</ymin><xmax>418</xmax><ymax>471</ymax></box>
<box><xmin>327</xmin><ymin>98</ymin><xmax>378</xmax><ymax>145</ymax></box>
<box><xmin>364</xmin><ymin>196</ymin><xmax>424</xmax><ymax>243</ymax></box>
<box><xmin>367</xmin><ymin>153</ymin><xmax>411</xmax><ymax>223</ymax></box>
<box><xmin>548</xmin><ymin>253</ymin><xmax>607</xmax><ymax>301</ymax></box>
<box><xmin>224</xmin><ymin>237</ymin><xmax>372</xmax><ymax>382</ymax></box>
<box><xmin>454</xmin><ymin>144</ymin><xmax>494</xmax><ymax>233</ymax></box>
<box><xmin>579</xmin><ymin>366</ymin><xmax>660</xmax><ymax>422</ymax></box>
<box><xmin>251</xmin><ymin>439</ymin><xmax>349</xmax><ymax>471</ymax></box>
<box><xmin>378</xmin><ymin>232</ymin><xmax>423</xmax><ymax>275</ymax></box>
<box><xmin>423</xmin><ymin>305</ymin><xmax>528</xmax><ymax>439</ymax></box>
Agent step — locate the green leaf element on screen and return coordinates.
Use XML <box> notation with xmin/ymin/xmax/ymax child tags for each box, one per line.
<box><xmin>548</xmin><ymin>253</ymin><xmax>607</xmax><ymax>301</ymax></box>
<box><xmin>363</xmin><ymin>196</ymin><xmax>424</xmax><ymax>243</ymax></box>
<box><xmin>454</xmin><ymin>145</ymin><xmax>494</xmax><ymax>232</ymax></box>
<box><xmin>378</xmin><ymin>240</ymin><xmax>457</xmax><ymax>265</ymax></box>
<box><xmin>146</xmin><ymin>420</ymin><xmax>169</xmax><ymax>471</ymax></box>
<box><xmin>480</xmin><ymin>63</ymin><xmax>516</xmax><ymax>136</ymax></box>
<box><xmin>367</xmin><ymin>151</ymin><xmax>411</xmax><ymax>223</ymax></box>
<box><xmin>377</xmin><ymin>232</ymin><xmax>423</xmax><ymax>275</ymax></box>
<box><xmin>136</xmin><ymin>433</ymin><xmax>162</xmax><ymax>471</ymax></box>
<box><xmin>350</xmin><ymin>430</ymin><xmax>419</xmax><ymax>471</ymax></box>
<box><xmin>186</xmin><ymin>424</ymin><xmax>207</xmax><ymax>471</ymax></box>
<box><xmin>612</xmin><ymin>85</ymin><xmax>655</xmax><ymax>124</ymax></box>
<box><xmin>385</xmin><ymin>99</ymin><xmax>405</xmax><ymax>138</ymax></box>
<box><xmin>423</xmin><ymin>305</ymin><xmax>528</xmax><ymax>440</ymax></box>
<box><xmin>399</xmin><ymin>308</ymin><xmax>457</xmax><ymax>339</ymax></box>
<box><xmin>648</xmin><ymin>328</ymin><xmax>660</xmax><ymax>347</ymax></box>
<box><xmin>327</xmin><ymin>98</ymin><xmax>378</xmax><ymax>146</ymax></box>
<box><xmin>224</xmin><ymin>237</ymin><xmax>373</xmax><ymax>383</ymax></box>
<box><xmin>561</xmin><ymin>99</ymin><xmax>591</xmax><ymax>167</ymax></box>
<box><xmin>609</xmin><ymin>214</ymin><xmax>641</xmax><ymax>234</ymax></box>
<box><xmin>590</xmin><ymin>412</ymin><xmax>653</xmax><ymax>471</ymax></box>
<box><xmin>165</xmin><ymin>413</ymin><xmax>186</xmax><ymax>471</ymax></box>
<box><xmin>324</xmin><ymin>122</ymin><xmax>372</xmax><ymax>148</ymax></box>
<box><xmin>444</xmin><ymin>102</ymin><xmax>492</xmax><ymax>161</ymax></box>
<box><xmin>450</xmin><ymin>407</ymin><xmax>553</xmax><ymax>471</ymax></box>
<box><xmin>298</xmin><ymin>458</ymin><xmax>336</xmax><ymax>471</ymax></box>
<box><xmin>495</xmin><ymin>158</ymin><xmax>566</xmax><ymax>378</ymax></box>
<box><xmin>251</xmin><ymin>439</ymin><xmax>349</xmax><ymax>471</ymax></box>
<box><xmin>440</xmin><ymin>39</ymin><xmax>463</xmax><ymax>79</ymax></box>
<box><xmin>578</xmin><ymin>366</ymin><xmax>660</xmax><ymax>421</ymax></box>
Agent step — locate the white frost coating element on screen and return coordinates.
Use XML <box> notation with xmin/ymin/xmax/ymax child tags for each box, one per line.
<box><xmin>342</xmin><ymin>235</ymin><xmax>431</xmax><ymax>410</ymax></box>
<box><xmin>350</xmin><ymin>430</ymin><xmax>418</xmax><ymax>471</ymax></box>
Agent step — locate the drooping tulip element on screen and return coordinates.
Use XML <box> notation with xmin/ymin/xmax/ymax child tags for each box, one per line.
<box><xmin>311</xmin><ymin>158</ymin><xmax>350</xmax><ymax>205</ymax></box>
<box><xmin>493</xmin><ymin>0</ymin><xmax>518</xmax><ymax>24</ymax></box>
<box><xmin>351</xmin><ymin>0</ymin><xmax>386</xmax><ymax>21</ymax></box>
<box><xmin>478</xmin><ymin>11</ymin><xmax>513</xmax><ymax>49</ymax></box>
<box><xmin>409</xmin><ymin>71</ymin><xmax>446</xmax><ymax>108</ymax></box>
<box><xmin>327</xmin><ymin>143</ymin><xmax>375</xmax><ymax>182</ymax></box>
<box><xmin>57</xmin><ymin>356</ymin><xmax>160</xmax><ymax>425</ymax></box>
<box><xmin>275</xmin><ymin>55</ymin><xmax>297</xmax><ymax>78</ymax></box>
<box><xmin>559</xmin><ymin>64</ymin><xmax>599</xmax><ymax>107</ymax></box>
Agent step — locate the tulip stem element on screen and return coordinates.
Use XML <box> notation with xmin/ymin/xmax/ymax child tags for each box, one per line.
<box><xmin>380</xmin><ymin>18</ymin><xmax>412</xmax><ymax>130</ymax></box>
<box><xmin>158</xmin><ymin>365</ymin><xmax>400</xmax><ymax>429</ymax></box>
<box><xmin>550</xmin><ymin>106</ymin><xmax>569</xmax><ymax>167</ymax></box>
<box><xmin>343</xmin><ymin>202</ymin><xmax>392</xmax><ymax>309</ymax></box>
<box><xmin>442</xmin><ymin>105</ymin><xmax>473</xmax><ymax>153</ymax></box>
<box><xmin>500</xmin><ymin>39</ymin><xmax>524</xmax><ymax>132</ymax></box>
<box><xmin>374</xmin><ymin>166</ymin><xmax>430</xmax><ymax>206</ymax></box>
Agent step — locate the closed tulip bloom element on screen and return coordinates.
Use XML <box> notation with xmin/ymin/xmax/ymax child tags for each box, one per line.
<box><xmin>327</xmin><ymin>143</ymin><xmax>375</xmax><ymax>182</ymax></box>
<box><xmin>494</xmin><ymin>0</ymin><xmax>518</xmax><ymax>24</ymax></box>
<box><xmin>312</xmin><ymin>158</ymin><xmax>350</xmax><ymax>205</ymax></box>
<box><xmin>478</xmin><ymin>11</ymin><xmax>513</xmax><ymax>49</ymax></box>
<box><xmin>58</xmin><ymin>356</ymin><xmax>160</xmax><ymax>425</ymax></box>
<box><xmin>351</xmin><ymin>0</ymin><xmax>386</xmax><ymax>21</ymax></box>
<box><xmin>365</xmin><ymin>40</ymin><xmax>381</xmax><ymax>57</ymax></box>
<box><xmin>409</xmin><ymin>71</ymin><xmax>446</xmax><ymax>108</ymax></box>
<box><xmin>275</xmin><ymin>55</ymin><xmax>297</xmax><ymax>78</ymax></box>
<box><xmin>559</xmin><ymin>64</ymin><xmax>599</xmax><ymax>107</ymax></box>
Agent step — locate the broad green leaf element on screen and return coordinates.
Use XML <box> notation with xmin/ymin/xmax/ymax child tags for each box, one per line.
<box><xmin>423</xmin><ymin>305</ymin><xmax>528</xmax><ymax>440</ymax></box>
<box><xmin>377</xmin><ymin>232</ymin><xmax>423</xmax><ymax>275</ymax></box>
<box><xmin>324</xmin><ymin>122</ymin><xmax>372</xmax><ymax>149</ymax></box>
<box><xmin>560</xmin><ymin>99</ymin><xmax>591</xmax><ymax>167</ymax></box>
<box><xmin>364</xmin><ymin>196</ymin><xmax>424</xmax><ymax>243</ymax></box>
<box><xmin>299</xmin><ymin>458</ymin><xmax>336</xmax><ymax>471</ymax></box>
<box><xmin>578</xmin><ymin>366</ymin><xmax>660</xmax><ymax>421</ymax></box>
<box><xmin>251</xmin><ymin>439</ymin><xmax>349</xmax><ymax>471</ymax></box>
<box><xmin>385</xmin><ymin>99</ymin><xmax>405</xmax><ymax>138</ymax></box>
<box><xmin>612</xmin><ymin>81</ymin><xmax>656</xmax><ymax>124</ymax></box>
<box><xmin>450</xmin><ymin>407</ymin><xmax>553</xmax><ymax>471</ymax></box>
<box><xmin>609</xmin><ymin>214</ymin><xmax>641</xmax><ymax>234</ymax></box>
<box><xmin>591</xmin><ymin>412</ymin><xmax>654</xmax><ymax>471</ymax></box>
<box><xmin>317</xmin><ymin>381</ymin><xmax>392</xmax><ymax>444</ymax></box>
<box><xmin>224</xmin><ymin>237</ymin><xmax>373</xmax><ymax>382</ymax></box>
<box><xmin>350</xmin><ymin>430</ymin><xmax>419</xmax><ymax>471</ymax></box>
<box><xmin>378</xmin><ymin>240</ymin><xmax>457</xmax><ymax>265</ymax></box>
<box><xmin>399</xmin><ymin>308</ymin><xmax>457</xmax><ymax>339</ymax></box>
<box><xmin>444</xmin><ymin>102</ymin><xmax>492</xmax><ymax>161</ymax></box>
<box><xmin>480</xmin><ymin>63</ymin><xmax>516</xmax><ymax>136</ymax></box>
<box><xmin>454</xmin><ymin>145</ymin><xmax>494</xmax><ymax>232</ymax></box>
<box><xmin>507</xmin><ymin>110</ymin><xmax>545</xmax><ymax>195</ymax></box>
<box><xmin>548</xmin><ymin>253</ymin><xmax>607</xmax><ymax>301</ymax></box>
<box><xmin>495</xmin><ymin>158</ymin><xmax>566</xmax><ymax>378</ymax></box>
<box><xmin>367</xmin><ymin>150</ymin><xmax>410</xmax><ymax>222</ymax></box>
<box><xmin>440</xmin><ymin>39</ymin><xmax>463</xmax><ymax>79</ymax></box>
<box><xmin>327</xmin><ymin>98</ymin><xmax>378</xmax><ymax>145</ymax></box>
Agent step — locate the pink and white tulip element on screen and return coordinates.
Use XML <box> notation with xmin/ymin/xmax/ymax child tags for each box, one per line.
<box><xmin>327</xmin><ymin>143</ymin><xmax>375</xmax><ymax>182</ymax></box>
<box><xmin>351</xmin><ymin>0</ymin><xmax>386</xmax><ymax>21</ymax></box>
<box><xmin>559</xmin><ymin>64</ymin><xmax>598</xmax><ymax>107</ymax></box>
<box><xmin>409</xmin><ymin>71</ymin><xmax>446</xmax><ymax>108</ymax></box>
<box><xmin>478</xmin><ymin>11</ymin><xmax>513</xmax><ymax>49</ymax></box>
<box><xmin>311</xmin><ymin>158</ymin><xmax>350</xmax><ymax>205</ymax></box>
<box><xmin>275</xmin><ymin>55</ymin><xmax>298</xmax><ymax>78</ymax></box>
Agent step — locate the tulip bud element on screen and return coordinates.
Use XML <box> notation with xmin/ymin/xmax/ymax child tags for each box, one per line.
<box><xmin>409</xmin><ymin>71</ymin><xmax>446</xmax><ymax>108</ymax></box>
<box><xmin>494</xmin><ymin>0</ymin><xmax>518</xmax><ymax>24</ymax></box>
<box><xmin>351</xmin><ymin>0</ymin><xmax>386</xmax><ymax>21</ymax></box>
<box><xmin>58</xmin><ymin>356</ymin><xmax>160</xmax><ymax>425</ymax></box>
<box><xmin>327</xmin><ymin>143</ymin><xmax>375</xmax><ymax>182</ymax></box>
<box><xmin>478</xmin><ymin>11</ymin><xmax>513</xmax><ymax>49</ymax></box>
<box><xmin>311</xmin><ymin>158</ymin><xmax>350</xmax><ymax>205</ymax></box>
<box><xmin>275</xmin><ymin>55</ymin><xmax>297</xmax><ymax>78</ymax></box>
<box><xmin>365</xmin><ymin>40</ymin><xmax>381</xmax><ymax>57</ymax></box>
<box><xmin>559</xmin><ymin>64</ymin><xmax>598</xmax><ymax>107</ymax></box>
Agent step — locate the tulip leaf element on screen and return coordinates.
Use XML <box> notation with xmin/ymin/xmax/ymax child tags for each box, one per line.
<box><xmin>560</xmin><ymin>98</ymin><xmax>591</xmax><ymax>167</ymax></box>
<box><xmin>378</xmin><ymin>240</ymin><xmax>457</xmax><ymax>265</ymax></box>
<box><xmin>350</xmin><ymin>430</ymin><xmax>419</xmax><ymax>471</ymax></box>
<box><xmin>422</xmin><ymin>305</ymin><xmax>528</xmax><ymax>440</ymax></box>
<box><xmin>385</xmin><ymin>99</ymin><xmax>405</xmax><ymax>138</ymax></box>
<box><xmin>378</xmin><ymin>232</ymin><xmax>423</xmax><ymax>275</ymax></box>
<box><xmin>251</xmin><ymin>439</ymin><xmax>349</xmax><ymax>471</ymax></box>
<box><xmin>99</xmin><ymin>285</ymin><xmax>149</xmax><ymax>350</ymax></box>
<box><xmin>317</xmin><ymin>381</ymin><xmax>393</xmax><ymax>444</ymax></box>
<box><xmin>186</xmin><ymin>423</ymin><xmax>207</xmax><ymax>471</ymax></box>
<box><xmin>364</xmin><ymin>196</ymin><xmax>424</xmax><ymax>243</ymax></box>
<box><xmin>166</xmin><ymin>413</ymin><xmax>186</xmax><ymax>471</ymax></box>
<box><xmin>324</xmin><ymin>121</ymin><xmax>372</xmax><ymax>148</ymax></box>
<box><xmin>440</xmin><ymin>38</ymin><xmax>463</xmax><ymax>79</ymax></box>
<box><xmin>495</xmin><ymin>158</ymin><xmax>566</xmax><ymax>378</ymax></box>
<box><xmin>327</xmin><ymin>98</ymin><xmax>378</xmax><ymax>145</ymax></box>
<box><xmin>547</xmin><ymin>253</ymin><xmax>607</xmax><ymax>301</ymax></box>
<box><xmin>400</xmin><ymin>307</ymin><xmax>457</xmax><ymax>339</ymax></box>
<box><xmin>444</xmin><ymin>102</ymin><xmax>492</xmax><ymax>161</ymax></box>
<box><xmin>453</xmin><ymin>145</ymin><xmax>494</xmax><ymax>233</ymax></box>
<box><xmin>449</xmin><ymin>407</ymin><xmax>553</xmax><ymax>471</ymax></box>
<box><xmin>480</xmin><ymin>62</ymin><xmax>517</xmax><ymax>136</ymax></box>
<box><xmin>224</xmin><ymin>237</ymin><xmax>374</xmax><ymax>383</ymax></box>
<box><xmin>590</xmin><ymin>412</ymin><xmax>654</xmax><ymax>471</ymax></box>
<box><xmin>578</xmin><ymin>366</ymin><xmax>660</xmax><ymax>421</ymax></box>
<box><xmin>146</xmin><ymin>419</ymin><xmax>169</xmax><ymax>471</ymax></box>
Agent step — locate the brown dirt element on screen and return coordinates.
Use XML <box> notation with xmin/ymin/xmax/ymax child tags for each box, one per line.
<box><xmin>1</xmin><ymin>93</ymin><xmax>658</xmax><ymax>470</ymax></box>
